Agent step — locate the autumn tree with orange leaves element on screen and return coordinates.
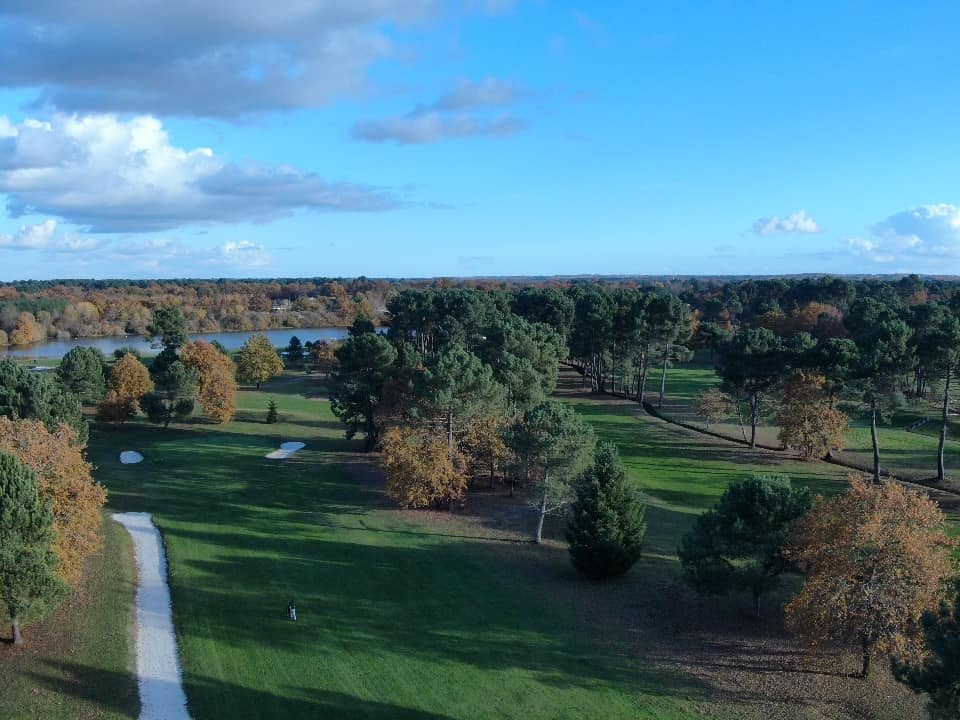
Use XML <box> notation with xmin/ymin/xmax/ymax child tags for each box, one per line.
<box><xmin>0</xmin><ymin>418</ymin><xmax>107</xmax><ymax>586</ymax></box>
<box><xmin>785</xmin><ymin>476</ymin><xmax>955</xmax><ymax>678</ymax></box>
<box><xmin>380</xmin><ymin>427</ymin><xmax>467</xmax><ymax>509</ymax></box>
<box><xmin>98</xmin><ymin>352</ymin><xmax>154</xmax><ymax>424</ymax></box>
<box><xmin>775</xmin><ymin>372</ymin><xmax>848</xmax><ymax>460</ymax></box>
<box><xmin>181</xmin><ymin>340</ymin><xmax>238</xmax><ymax>423</ymax></box>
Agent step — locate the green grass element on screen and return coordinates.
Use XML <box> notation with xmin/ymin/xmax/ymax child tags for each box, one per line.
<box><xmin>0</xmin><ymin>515</ymin><xmax>139</xmax><ymax>720</ymax></box>
<box><xmin>645</xmin><ymin>356</ymin><xmax>960</xmax><ymax>482</ymax></box>
<box><xmin>84</xmin><ymin>373</ymin><xmax>705</xmax><ymax>720</ymax></box>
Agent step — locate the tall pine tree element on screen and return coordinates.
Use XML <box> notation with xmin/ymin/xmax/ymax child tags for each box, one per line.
<box><xmin>0</xmin><ymin>452</ymin><xmax>66</xmax><ymax>645</ymax></box>
<box><xmin>566</xmin><ymin>442</ymin><xmax>646</xmax><ymax>579</ymax></box>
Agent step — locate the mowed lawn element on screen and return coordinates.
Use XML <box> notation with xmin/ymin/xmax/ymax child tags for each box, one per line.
<box><xmin>0</xmin><ymin>515</ymin><xmax>139</xmax><ymax>720</ymax></box>
<box><xmin>644</xmin><ymin>356</ymin><xmax>960</xmax><ymax>483</ymax></box>
<box><xmin>86</xmin><ymin>374</ymin><xmax>705</xmax><ymax>720</ymax></box>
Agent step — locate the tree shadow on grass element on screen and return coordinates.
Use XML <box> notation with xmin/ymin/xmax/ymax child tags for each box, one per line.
<box><xmin>28</xmin><ymin>661</ymin><xmax>462</xmax><ymax>720</ymax></box>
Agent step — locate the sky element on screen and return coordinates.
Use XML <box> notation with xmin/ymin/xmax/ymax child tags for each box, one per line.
<box><xmin>0</xmin><ymin>0</ymin><xmax>959</xmax><ymax>280</ymax></box>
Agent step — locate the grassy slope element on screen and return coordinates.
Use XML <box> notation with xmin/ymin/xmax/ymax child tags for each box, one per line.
<box><xmin>644</xmin><ymin>355</ymin><xmax>959</xmax><ymax>481</ymax></box>
<box><xmin>0</xmin><ymin>516</ymin><xmax>139</xmax><ymax>720</ymax></box>
<box><xmin>88</xmin><ymin>374</ymin><xmax>704</xmax><ymax>720</ymax></box>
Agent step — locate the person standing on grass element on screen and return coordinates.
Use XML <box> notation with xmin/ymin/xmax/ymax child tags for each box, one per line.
<box><xmin>287</xmin><ymin>600</ymin><xmax>297</xmax><ymax>621</ymax></box>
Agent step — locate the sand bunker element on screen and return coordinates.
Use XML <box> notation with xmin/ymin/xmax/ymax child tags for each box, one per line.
<box><xmin>120</xmin><ymin>451</ymin><xmax>144</xmax><ymax>464</ymax></box>
<box><xmin>112</xmin><ymin>513</ymin><xmax>191</xmax><ymax>720</ymax></box>
<box><xmin>265</xmin><ymin>441</ymin><xmax>305</xmax><ymax>460</ymax></box>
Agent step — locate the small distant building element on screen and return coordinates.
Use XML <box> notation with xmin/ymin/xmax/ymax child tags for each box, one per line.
<box><xmin>271</xmin><ymin>298</ymin><xmax>292</xmax><ymax>312</ymax></box>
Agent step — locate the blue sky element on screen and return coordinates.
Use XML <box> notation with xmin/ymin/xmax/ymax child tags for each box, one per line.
<box><xmin>0</xmin><ymin>0</ymin><xmax>959</xmax><ymax>279</ymax></box>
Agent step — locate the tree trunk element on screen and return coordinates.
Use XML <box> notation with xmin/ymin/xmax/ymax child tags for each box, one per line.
<box><xmin>489</xmin><ymin>461</ymin><xmax>495</xmax><ymax>490</ymax></box>
<box><xmin>938</xmin><ymin>367</ymin><xmax>951</xmax><ymax>482</ymax></box>
<box><xmin>735</xmin><ymin>397</ymin><xmax>749</xmax><ymax>444</ymax></box>
<box><xmin>447</xmin><ymin>408</ymin><xmax>454</xmax><ymax>455</ymax></box>
<box><xmin>11</xmin><ymin>615</ymin><xmax>22</xmax><ymax>646</ymax></box>
<box><xmin>870</xmin><ymin>399</ymin><xmax>881</xmax><ymax>484</ymax></box>
<box><xmin>749</xmin><ymin>393</ymin><xmax>759</xmax><ymax>448</ymax></box>
<box><xmin>860</xmin><ymin>637</ymin><xmax>872</xmax><ymax>678</ymax></box>
<box><xmin>638</xmin><ymin>346</ymin><xmax>650</xmax><ymax>403</ymax></box>
<box><xmin>658</xmin><ymin>343</ymin><xmax>670</xmax><ymax>409</ymax></box>
<box><xmin>534</xmin><ymin>478</ymin><xmax>548</xmax><ymax>544</ymax></box>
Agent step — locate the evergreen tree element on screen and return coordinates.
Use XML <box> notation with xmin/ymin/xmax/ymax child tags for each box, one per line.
<box><xmin>0</xmin><ymin>452</ymin><xmax>67</xmax><ymax>645</ymax></box>
<box><xmin>285</xmin><ymin>335</ymin><xmax>304</xmax><ymax>365</ymax></box>
<box><xmin>679</xmin><ymin>474</ymin><xmax>811</xmax><ymax>617</ymax></box>
<box><xmin>329</xmin><ymin>333</ymin><xmax>398</xmax><ymax>450</ymax></box>
<box><xmin>0</xmin><ymin>359</ymin><xmax>87</xmax><ymax>444</ymax></box>
<box><xmin>266</xmin><ymin>399</ymin><xmax>279</xmax><ymax>424</ymax></box>
<box><xmin>566</xmin><ymin>442</ymin><xmax>646</xmax><ymax>579</ymax></box>
<box><xmin>147</xmin><ymin>305</ymin><xmax>188</xmax><ymax>350</ymax></box>
<box><xmin>504</xmin><ymin>400</ymin><xmax>595</xmax><ymax>544</ymax></box>
<box><xmin>56</xmin><ymin>346</ymin><xmax>107</xmax><ymax>404</ymax></box>
<box><xmin>141</xmin><ymin>361</ymin><xmax>197</xmax><ymax>429</ymax></box>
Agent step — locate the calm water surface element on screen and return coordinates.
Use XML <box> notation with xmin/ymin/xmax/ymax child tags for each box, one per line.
<box><xmin>0</xmin><ymin>327</ymin><xmax>349</xmax><ymax>360</ymax></box>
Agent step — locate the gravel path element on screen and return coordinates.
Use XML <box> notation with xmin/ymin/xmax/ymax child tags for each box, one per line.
<box><xmin>113</xmin><ymin>512</ymin><xmax>191</xmax><ymax>720</ymax></box>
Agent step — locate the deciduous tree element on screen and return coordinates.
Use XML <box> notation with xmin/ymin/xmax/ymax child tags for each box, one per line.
<box><xmin>109</xmin><ymin>352</ymin><xmax>154</xmax><ymax>404</ymax></box>
<box><xmin>380</xmin><ymin>427</ymin><xmax>467</xmax><ymax>509</ymax></box>
<box><xmin>893</xmin><ymin>579</ymin><xmax>960</xmax><ymax>720</ymax></box>
<box><xmin>775</xmin><ymin>372</ymin><xmax>848</xmax><ymax>459</ymax></box>
<box><xmin>695</xmin><ymin>387</ymin><xmax>734</xmax><ymax>428</ymax></box>
<box><xmin>0</xmin><ymin>418</ymin><xmax>106</xmax><ymax>586</ymax></box>
<box><xmin>237</xmin><ymin>333</ymin><xmax>284</xmax><ymax>389</ymax></box>
<box><xmin>181</xmin><ymin>340</ymin><xmax>238</xmax><ymax>423</ymax></box>
<box><xmin>786</xmin><ymin>476</ymin><xmax>954</xmax><ymax>677</ymax></box>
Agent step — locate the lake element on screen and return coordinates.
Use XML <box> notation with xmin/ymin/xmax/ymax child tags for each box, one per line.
<box><xmin>0</xmin><ymin>327</ymin><xmax>351</xmax><ymax>360</ymax></box>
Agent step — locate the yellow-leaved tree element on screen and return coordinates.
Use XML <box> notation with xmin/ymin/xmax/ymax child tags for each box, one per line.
<box><xmin>775</xmin><ymin>371</ymin><xmax>848</xmax><ymax>460</ymax></box>
<box><xmin>786</xmin><ymin>475</ymin><xmax>954</xmax><ymax>678</ymax></box>
<box><xmin>181</xmin><ymin>340</ymin><xmax>238</xmax><ymax>423</ymax></box>
<box><xmin>0</xmin><ymin>418</ymin><xmax>107</xmax><ymax>586</ymax></box>
<box><xmin>237</xmin><ymin>333</ymin><xmax>284</xmax><ymax>389</ymax></box>
<box><xmin>98</xmin><ymin>352</ymin><xmax>154</xmax><ymax>423</ymax></box>
<box><xmin>380</xmin><ymin>427</ymin><xmax>467</xmax><ymax>509</ymax></box>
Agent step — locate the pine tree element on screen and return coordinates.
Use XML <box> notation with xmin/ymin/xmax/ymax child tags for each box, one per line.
<box><xmin>566</xmin><ymin>442</ymin><xmax>646</xmax><ymax>579</ymax></box>
<box><xmin>266</xmin><ymin>399</ymin><xmax>279</xmax><ymax>424</ymax></box>
<box><xmin>0</xmin><ymin>452</ymin><xmax>67</xmax><ymax>645</ymax></box>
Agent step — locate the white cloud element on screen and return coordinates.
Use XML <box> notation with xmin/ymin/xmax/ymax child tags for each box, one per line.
<box><xmin>848</xmin><ymin>203</ymin><xmax>960</xmax><ymax>265</ymax></box>
<box><xmin>0</xmin><ymin>219</ymin><xmax>57</xmax><ymax>249</ymax></box>
<box><xmin>220</xmin><ymin>240</ymin><xmax>271</xmax><ymax>267</ymax></box>
<box><xmin>352</xmin><ymin>77</ymin><xmax>528</xmax><ymax>145</ymax></box>
<box><xmin>0</xmin><ymin>114</ymin><xmax>399</xmax><ymax>232</ymax></box>
<box><xmin>0</xmin><ymin>1</ymin><xmax>440</xmax><ymax>118</ymax></box>
<box><xmin>752</xmin><ymin>210</ymin><xmax>821</xmax><ymax>236</ymax></box>
<box><xmin>352</xmin><ymin>112</ymin><xmax>526</xmax><ymax>144</ymax></box>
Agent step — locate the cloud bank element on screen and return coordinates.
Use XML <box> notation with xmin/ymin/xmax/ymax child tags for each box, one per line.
<box><xmin>847</xmin><ymin>203</ymin><xmax>960</xmax><ymax>265</ymax></box>
<box><xmin>0</xmin><ymin>0</ymin><xmax>440</xmax><ymax>118</ymax></box>
<box><xmin>0</xmin><ymin>114</ymin><xmax>400</xmax><ymax>232</ymax></box>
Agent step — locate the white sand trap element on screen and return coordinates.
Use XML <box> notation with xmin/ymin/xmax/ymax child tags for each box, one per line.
<box><xmin>112</xmin><ymin>512</ymin><xmax>191</xmax><ymax>720</ymax></box>
<box><xmin>265</xmin><ymin>441</ymin><xmax>305</xmax><ymax>460</ymax></box>
<box><xmin>120</xmin><ymin>451</ymin><xmax>144</xmax><ymax>465</ymax></box>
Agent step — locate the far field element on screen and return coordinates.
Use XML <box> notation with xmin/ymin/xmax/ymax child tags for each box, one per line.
<box><xmin>5</xmin><ymin>364</ymin><xmax>955</xmax><ymax>719</ymax></box>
